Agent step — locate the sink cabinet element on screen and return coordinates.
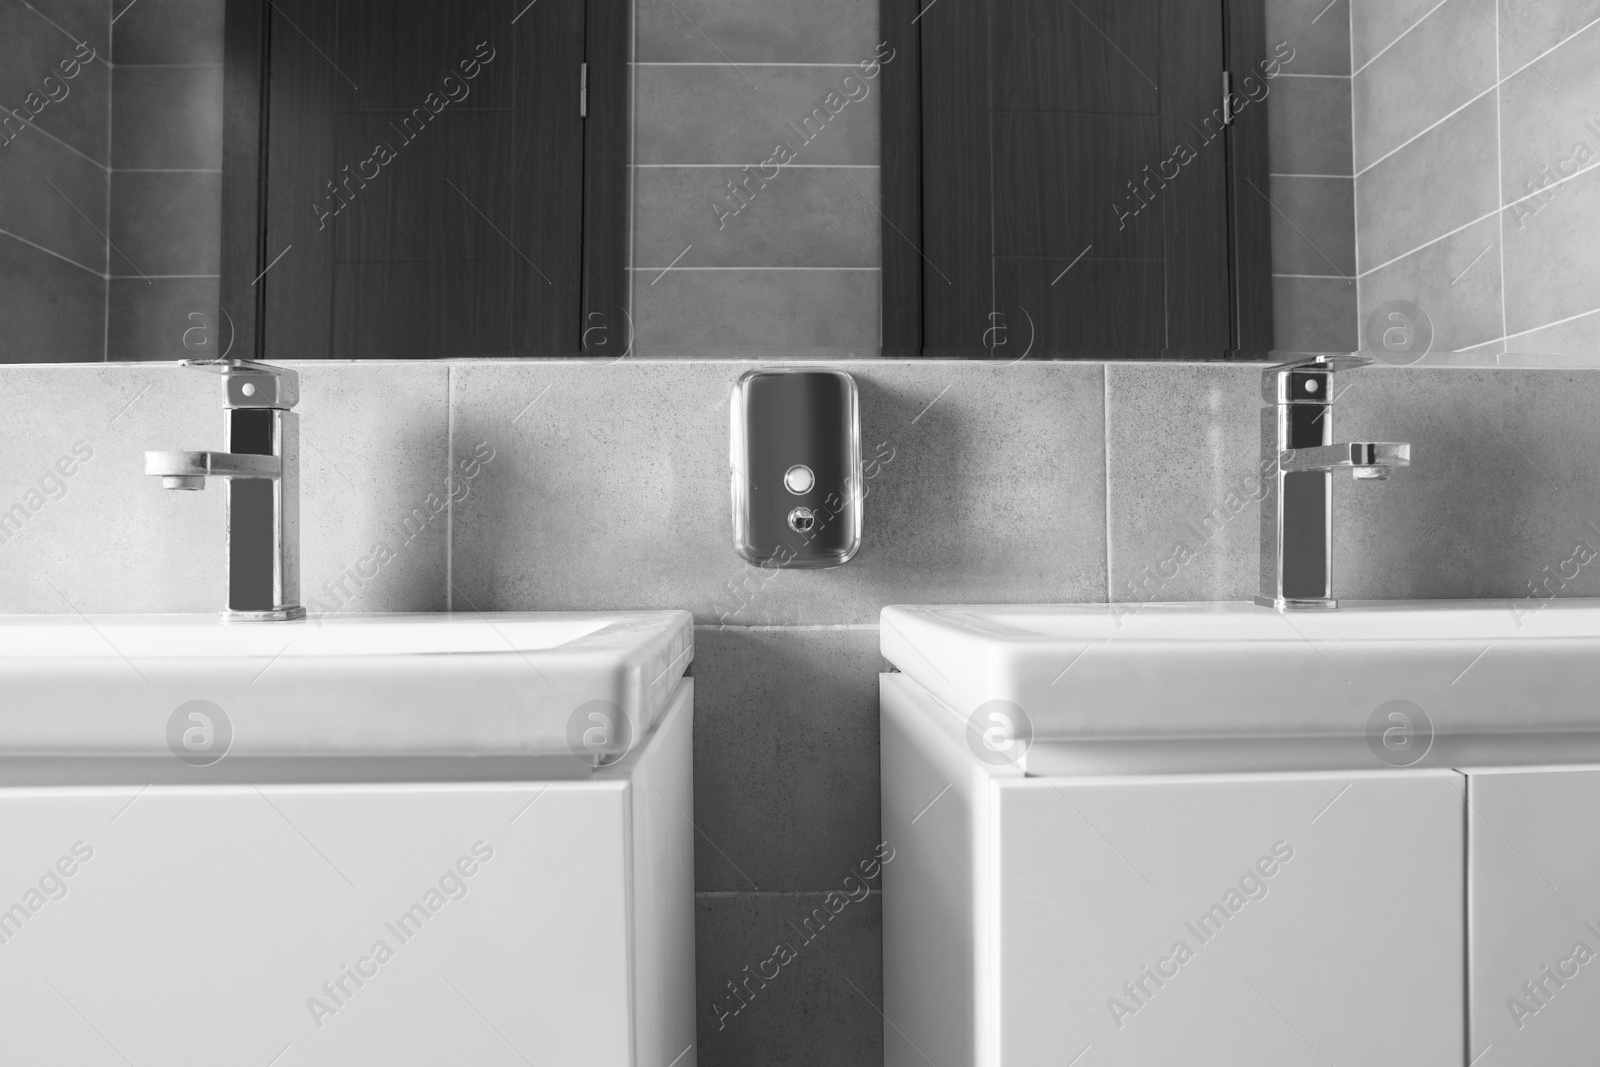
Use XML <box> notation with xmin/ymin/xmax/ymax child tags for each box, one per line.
<box><xmin>883</xmin><ymin>673</ymin><xmax>1465</xmax><ymax>1067</ymax></box>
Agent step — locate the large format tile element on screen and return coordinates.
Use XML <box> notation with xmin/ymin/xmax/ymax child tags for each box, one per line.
<box><xmin>1498</xmin><ymin>18</ymin><xmax>1600</xmax><ymax>208</ymax></box>
<box><xmin>106</xmin><ymin>276</ymin><xmax>222</xmax><ymax>360</ymax></box>
<box><xmin>1269</xmin><ymin>175</ymin><xmax>1355</xmax><ymax>276</ymax></box>
<box><xmin>109</xmin><ymin>170</ymin><xmax>221</xmax><ymax>277</ymax></box>
<box><xmin>1106</xmin><ymin>363</ymin><xmax>1263</xmax><ymax>604</ymax></box>
<box><xmin>0</xmin><ymin>2</ymin><xmax>109</xmax><ymax>161</ymax></box>
<box><xmin>636</xmin><ymin>0</ymin><xmax>877</xmax><ymax>63</ymax></box>
<box><xmin>636</xmin><ymin>65</ymin><xmax>880</xmax><ymax>166</ymax></box>
<box><xmin>31</xmin><ymin>0</ymin><xmax>112</xmax><ymax>58</ymax></box>
<box><xmin>0</xmin><ymin>364</ymin><xmax>219</xmax><ymax>612</ymax></box>
<box><xmin>1266</xmin><ymin>0</ymin><xmax>1352</xmax><ymax>76</ymax></box>
<box><xmin>111</xmin><ymin>0</ymin><xmax>225</xmax><ymax>64</ymax></box>
<box><xmin>1499</xmin><ymin>0</ymin><xmax>1600</xmax><ymax>79</ymax></box>
<box><xmin>632</xmin><ymin>268</ymin><xmax>880</xmax><ymax>348</ymax></box>
<box><xmin>1502</xmin><ymin>165</ymin><xmax>1600</xmax><ymax>337</ymax></box>
<box><xmin>0</xmin><ymin>234</ymin><xmax>103</xmax><ymax>362</ymax></box>
<box><xmin>1334</xmin><ymin>367</ymin><xmax>1600</xmax><ymax>600</ymax></box>
<box><xmin>691</xmin><ymin>626</ymin><xmax>882</xmax><ymax>892</ymax></box>
<box><xmin>697</xmin><ymin>891</ymin><xmax>883</xmax><ymax>1067</ymax></box>
<box><xmin>1352</xmin><ymin>0</ymin><xmax>1496</xmax><ymax>173</ymax></box>
<box><xmin>1502</xmin><ymin>310</ymin><xmax>1600</xmax><ymax>359</ymax></box>
<box><xmin>110</xmin><ymin>65</ymin><xmax>223</xmax><ymax>170</ymax></box>
<box><xmin>1351</xmin><ymin>0</ymin><xmax>1444</xmax><ymax>71</ymax></box>
<box><xmin>1355</xmin><ymin>93</ymin><xmax>1498</xmax><ymax>273</ymax></box>
<box><xmin>0</xmin><ymin>124</ymin><xmax>107</xmax><ymax>270</ymax></box>
<box><xmin>634</xmin><ymin>165</ymin><xmax>880</xmax><ymax>268</ymax></box>
<box><xmin>1357</xmin><ymin>213</ymin><xmax>1504</xmax><ymax>356</ymax></box>
<box><xmin>1265</xmin><ymin>75</ymin><xmax>1352</xmax><ymax>176</ymax></box>
<box><xmin>1273</xmin><ymin>275</ymin><xmax>1359</xmax><ymax>352</ymax></box>
<box><xmin>447</xmin><ymin>360</ymin><xmax>1107</xmax><ymax>624</ymax></box>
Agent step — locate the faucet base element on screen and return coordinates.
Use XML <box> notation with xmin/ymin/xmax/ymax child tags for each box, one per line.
<box><xmin>221</xmin><ymin>606</ymin><xmax>308</xmax><ymax>624</ymax></box>
<box><xmin>1254</xmin><ymin>595</ymin><xmax>1340</xmax><ymax>611</ymax></box>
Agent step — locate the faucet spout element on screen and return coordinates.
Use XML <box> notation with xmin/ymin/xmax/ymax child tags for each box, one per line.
<box><xmin>144</xmin><ymin>450</ymin><xmax>284</xmax><ymax>488</ymax></box>
<box><xmin>1281</xmin><ymin>441</ymin><xmax>1411</xmax><ymax>477</ymax></box>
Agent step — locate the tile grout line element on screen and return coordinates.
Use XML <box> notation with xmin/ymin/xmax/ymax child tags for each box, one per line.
<box><xmin>1493</xmin><ymin>0</ymin><xmax>1507</xmax><ymax>364</ymax></box>
<box><xmin>1102</xmin><ymin>364</ymin><xmax>1113</xmax><ymax>605</ymax></box>
<box><xmin>446</xmin><ymin>365</ymin><xmax>455</xmax><ymax>612</ymax></box>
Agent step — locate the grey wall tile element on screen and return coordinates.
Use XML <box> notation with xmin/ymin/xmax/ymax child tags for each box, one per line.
<box><xmin>447</xmin><ymin>360</ymin><xmax>1107</xmax><ymax>625</ymax></box>
<box><xmin>1352</xmin><ymin>0</ymin><xmax>1496</xmax><ymax>173</ymax></box>
<box><xmin>1106</xmin><ymin>364</ymin><xmax>1264</xmax><ymax>603</ymax></box>
<box><xmin>0</xmin><ymin>5</ymin><xmax>109</xmax><ymax>161</ymax></box>
<box><xmin>1502</xmin><ymin>166</ymin><xmax>1600</xmax><ymax>338</ymax></box>
<box><xmin>31</xmin><ymin>0</ymin><xmax>112</xmax><ymax>58</ymax></box>
<box><xmin>637</xmin><ymin>0</ymin><xmax>878</xmax><ymax>63</ymax></box>
<box><xmin>1334</xmin><ymin>367</ymin><xmax>1600</xmax><ymax>600</ymax></box>
<box><xmin>110</xmin><ymin>65</ymin><xmax>223</xmax><ymax>170</ymax></box>
<box><xmin>1266</xmin><ymin>75</ymin><xmax>1352</xmax><ymax>176</ymax></box>
<box><xmin>1355</xmin><ymin>93</ymin><xmax>1498</xmax><ymax>273</ymax></box>
<box><xmin>1269</xmin><ymin>175</ymin><xmax>1355</xmax><ymax>275</ymax></box>
<box><xmin>1351</xmin><ymin>0</ymin><xmax>1442</xmax><ymax>71</ymax></box>
<box><xmin>632</xmin><ymin>269</ymin><xmax>880</xmax><ymax>348</ymax></box>
<box><xmin>1499</xmin><ymin>20</ymin><xmax>1600</xmax><ymax>209</ymax></box>
<box><xmin>1267</xmin><ymin>0</ymin><xmax>1352</xmax><ymax>76</ymax></box>
<box><xmin>635</xmin><ymin>65</ymin><xmax>879</xmax><ymax>166</ymax></box>
<box><xmin>111</xmin><ymin>0</ymin><xmax>225</xmax><ymax>64</ymax></box>
<box><xmin>691</xmin><ymin>626</ymin><xmax>882</xmax><ymax>892</ymax></box>
<box><xmin>1499</xmin><ymin>0</ymin><xmax>1600</xmax><ymax>78</ymax></box>
<box><xmin>0</xmin><ymin>126</ymin><xmax>107</xmax><ymax>270</ymax></box>
<box><xmin>109</xmin><ymin>170</ymin><xmax>221</xmax><ymax>276</ymax></box>
<box><xmin>0</xmin><ymin>364</ymin><xmax>219</xmax><ymax>612</ymax></box>
<box><xmin>1273</xmin><ymin>275</ymin><xmax>1358</xmax><ymax>351</ymax></box>
<box><xmin>1358</xmin><ymin>213</ymin><xmax>1504</xmax><ymax>355</ymax></box>
<box><xmin>697</xmin><ymin>891</ymin><xmax>882</xmax><ymax>1067</ymax></box>
<box><xmin>0</xmin><ymin>235</ymin><xmax>103</xmax><ymax>362</ymax></box>
<box><xmin>635</xmin><ymin>165</ymin><xmax>880</xmax><ymax>268</ymax></box>
<box><xmin>106</xmin><ymin>276</ymin><xmax>220</xmax><ymax>360</ymax></box>
<box><xmin>292</xmin><ymin>362</ymin><xmax>451</xmax><ymax>615</ymax></box>
<box><xmin>1504</xmin><ymin>311</ymin><xmax>1600</xmax><ymax>357</ymax></box>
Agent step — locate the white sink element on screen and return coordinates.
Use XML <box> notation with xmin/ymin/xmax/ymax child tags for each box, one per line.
<box><xmin>881</xmin><ymin>600</ymin><xmax>1600</xmax><ymax>774</ymax></box>
<box><xmin>0</xmin><ymin>610</ymin><xmax>696</xmax><ymax>1067</ymax></box>
<box><xmin>0</xmin><ymin>610</ymin><xmax>691</xmax><ymax>760</ymax></box>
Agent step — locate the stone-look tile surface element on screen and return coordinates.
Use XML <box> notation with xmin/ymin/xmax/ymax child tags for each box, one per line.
<box><xmin>637</xmin><ymin>0</ymin><xmax>878</xmax><ymax>63</ymax></box>
<box><xmin>1269</xmin><ymin>175</ymin><xmax>1355</xmax><ymax>275</ymax></box>
<box><xmin>0</xmin><ymin>237</ymin><xmax>103</xmax><ymax>362</ymax></box>
<box><xmin>0</xmin><ymin>126</ymin><xmax>107</xmax><ymax>269</ymax></box>
<box><xmin>111</xmin><ymin>0</ymin><xmax>225</xmax><ymax>64</ymax></box>
<box><xmin>1504</xmin><ymin>311</ymin><xmax>1600</xmax><ymax>358</ymax></box>
<box><xmin>697</xmin><ymin>891</ymin><xmax>883</xmax><ymax>1067</ymax></box>
<box><xmin>1265</xmin><ymin>75</ymin><xmax>1352</xmax><ymax>176</ymax></box>
<box><xmin>1502</xmin><ymin>166</ymin><xmax>1600</xmax><ymax>337</ymax></box>
<box><xmin>1273</xmin><ymin>275</ymin><xmax>1359</xmax><ymax>351</ymax></box>
<box><xmin>1352</xmin><ymin>0</ymin><xmax>1497</xmax><ymax>172</ymax></box>
<box><xmin>0</xmin><ymin>4</ymin><xmax>109</xmax><ymax>161</ymax></box>
<box><xmin>635</xmin><ymin>166</ymin><xmax>881</xmax><ymax>268</ymax></box>
<box><xmin>1358</xmin><ymin>214</ymin><xmax>1504</xmax><ymax>356</ymax></box>
<box><xmin>448</xmin><ymin>360</ymin><xmax>1107</xmax><ymax>624</ymax></box>
<box><xmin>109</xmin><ymin>171</ymin><xmax>221</xmax><ymax>276</ymax></box>
<box><xmin>1335</xmin><ymin>367</ymin><xmax>1600</xmax><ymax>600</ymax></box>
<box><xmin>635</xmin><ymin>66</ymin><xmax>879</xmax><ymax>166</ymax></box>
<box><xmin>1106</xmin><ymin>364</ymin><xmax>1265</xmax><ymax>603</ymax></box>
<box><xmin>1267</xmin><ymin>0</ymin><xmax>1351</xmax><ymax>76</ymax></box>
<box><xmin>110</xmin><ymin>65</ymin><xmax>223</xmax><ymax>170</ymax></box>
<box><xmin>290</xmin><ymin>363</ymin><xmax>451</xmax><ymax>616</ymax></box>
<box><xmin>1351</xmin><ymin>0</ymin><xmax>1443</xmax><ymax>70</ymax></box>
<box><xmin>1498</xmin><ymin>19</ymin><xmax>1600</xmax><ymax>206</ymax></box>
<box><xmin>106</xmin><ymin>276</ymin><xmax>221</xmax><ymax>361</ymax></box>
<box><xmin>632</xmin><ymin>269</ymin><xmax>881</xmax><ymax>348</ymax></box>
<box><xmin>33</xmin><ymin>0</ymin><xmax>112</xmax><ymax>58</ymax></box>
<box><xmin>0</xmin><ymin>364</ymin><xmax>218</xmax><ymax>612</ymax></box>
<box><xmin>691</xmin><ymin>626</ymin><xmax>882</xmax><ymax>892</ymax></box>
<box><xmin>1499</xmin><ymin>0</ymin><xmax>1600</xmax><ymax>78</ymax></box>
<box><xmin>1355</xmin><ymin>94</ymin><xmax>1498</xmax><ymax>273</ymax></box>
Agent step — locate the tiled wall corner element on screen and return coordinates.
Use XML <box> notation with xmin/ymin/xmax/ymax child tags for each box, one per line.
<box><xmin>1265</xmin><ymin>0</ymin><xmax>1357</xmax><ymax>353</ymax></box>
<box><xmin>1352</xmin><ymin>0</ymin><xmax>1600</xmax><ymax>360</ymax></box>
<box><xmin>631</xmin><ymin>0</ymin><xmax>882</xmax><ymax>349</ymax></box>
<box><xmin>0</xmin><ymin>0</ymin><xmax>110</xmax><ymax>361</ymax></box>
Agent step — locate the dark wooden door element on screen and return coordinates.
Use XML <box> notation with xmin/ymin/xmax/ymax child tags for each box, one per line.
<box><xmin>914</xmin><ymin>0</ymin><xmax>1259</xmax><ymax>357</ymax></box>
<box><xmin>258</xmin><ymin>0</ymin><xmax>590</xmax><ymax>359</ymax></box>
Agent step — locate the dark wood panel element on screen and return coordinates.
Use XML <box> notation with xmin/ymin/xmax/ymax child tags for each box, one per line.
<box><xmin>879</xmin><ymin>0</ymin><xmax>922</xmax><ymax>354</ymax></box>
<box><xmin>581</xmin><ymin>0</ymin><xmax>631</xmax><ymax>351</ymax></box>
<box><xmin>995</xmin><ymin>256</ymin><xmax>1166</xmax><ymax>352</ymax></box>
<box><xmin>332</xmin><ymin>260</ymin><xmax>517</xmax><ymax>358</ymax></box>
<box><xmin>1226</xmin><ymin>0</ymin><xmax>1274</xmax><ymax>355</ymax></box>
<box><xmin>992</xmin><ymin>0</ymin><xmax>1159</xmax><ymax>114</ymax></box>
<box><xmin>221</xmin><ymin>0</ymin><xmax>269</xmax><ymax>359</ymax></box>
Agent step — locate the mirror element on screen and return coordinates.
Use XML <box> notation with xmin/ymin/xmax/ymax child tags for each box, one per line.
<box><xmin>1</xmin><ymin>0</ymin><xmax>1594</xmax><ymax>363</ymax></box>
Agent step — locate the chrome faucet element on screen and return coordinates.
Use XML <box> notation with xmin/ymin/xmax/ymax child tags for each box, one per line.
<box><xmin>1256</xmin><ymin>355</ymin><xmax>1411</xmax><ymax>610</ymax></box>
<box><xmin>145</xmin><ymin>359</ymin><xmax>305</xmax><ymax>621</ymax></box>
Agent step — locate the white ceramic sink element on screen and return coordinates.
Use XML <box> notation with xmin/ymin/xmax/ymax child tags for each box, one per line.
<box><xmin>881</xmin><ymin>600</ymin><xmax>1600</xmax><ymax>774</ymax></box>
<box><xmin>0</xmin><ymin>611</ymin><xmax>692</xmax><ymax>760</ymax></box>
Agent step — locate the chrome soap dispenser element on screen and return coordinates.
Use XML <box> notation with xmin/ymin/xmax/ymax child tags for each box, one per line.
<box><xmin>730</xmin><ymin>369</ymin><xmax>862</xmax><ymax>567</ymax></box>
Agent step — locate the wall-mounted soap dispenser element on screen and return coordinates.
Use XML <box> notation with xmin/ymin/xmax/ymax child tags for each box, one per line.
<box><xmin>731</xmin><ymin>369</ymin><xmax>861</xmax><ymax>567</ymax></box>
